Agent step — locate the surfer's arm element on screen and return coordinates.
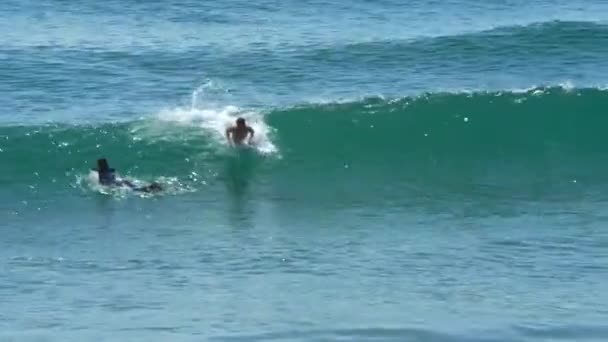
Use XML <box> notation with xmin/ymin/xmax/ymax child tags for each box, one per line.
<box><xmin>247</xmin><ymin>127</ymin><xmax>255</xmax><ymax>143</ymax></box>
<box><xmin>225</xmin><ymin>128</ymin><xmax>233</xmax><ymax>144</ymax></box>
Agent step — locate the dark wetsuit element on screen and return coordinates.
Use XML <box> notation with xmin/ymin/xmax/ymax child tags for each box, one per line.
<box><xmin>95</xmin><ymin>164</ymin><xmax>162</xmax><ymax>193</ymax></box>
<box><xmin>98</xmin><ymin>169</ymin><xmax>161</xmax><ymax>192</ymax></box>
<box><xmin>98</xmin><ymin>169</ymin><xmax>118</xmax><ymax>186</ymax></box>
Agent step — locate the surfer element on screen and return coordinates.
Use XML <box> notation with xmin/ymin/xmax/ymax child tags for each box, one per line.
<box><xmin>93</xmin><ymin>158</ymin><xmax>162</xmax><ymax>192</ymax></box>
<box><xmin>225</xmin><ymin>117</ymin><xmax>255</xmax><ymax>146</ymax></box>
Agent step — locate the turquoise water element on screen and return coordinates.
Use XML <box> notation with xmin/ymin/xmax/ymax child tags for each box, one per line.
<box><xmin>2</xmin><ymin>1</ymin><xmax>608</xmax><ymax>341</ymax></box>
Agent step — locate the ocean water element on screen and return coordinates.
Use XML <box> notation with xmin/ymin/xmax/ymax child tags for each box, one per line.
<box><xmin>2</xmin><ymin>0</ymin><xmax>608</xmax><ymax>341</ymax></box>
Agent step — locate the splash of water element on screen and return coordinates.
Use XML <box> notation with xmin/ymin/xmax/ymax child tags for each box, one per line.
<box><xmin>154</xmin><ymin>80</ymin><xmax>278</xmax><ymax>155</ymax></box>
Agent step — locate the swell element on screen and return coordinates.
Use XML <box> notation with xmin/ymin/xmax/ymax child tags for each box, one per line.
<box><xmin>5</xmin><ymin>21</ymin><xmax>606</xmax><ymax>58</ymax></box>
<box><xmin>302</xmin><ymin>20</ymin><xmax>608</xmax><ymax>67</ymax></box>
<box><xmin>0</xmin><ymin>21</ymin><xmax>608</xmax><ymax>105</ymax></box>
<box><xmin>3</xmin><ymin>20</ymin><xmax>608</xmax><ymax>126</ymax></box>
<box><xmin>3</xmin><ymin>87</ymin><xmax>608</xmax><ymax>195</ymax></box>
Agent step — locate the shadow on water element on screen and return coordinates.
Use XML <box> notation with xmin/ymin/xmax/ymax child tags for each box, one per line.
<box><xmin>90</xmin><ymin>191</ymin><xmax>122</xmax><ymax>230</ymax></box>
<box><xmin>222</xmin><ymin>148</ymin><xmax>260</xmax><ymax>228</ymax></box>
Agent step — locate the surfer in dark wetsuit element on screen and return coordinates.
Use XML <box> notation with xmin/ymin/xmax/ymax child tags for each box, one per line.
<box><xmin>93</xmin><ymin>158</ymin><xmax>162</xmax><ymax>192</ymax></box>
<box><xmin>225</xmin><ymin>118</ymin><xmax>254</xmax><ymax>146</ymax></box>
<box><xmin>94</xmin><ymin>158</ymin><xmax>130</xmax><ymax>187</ymax></box>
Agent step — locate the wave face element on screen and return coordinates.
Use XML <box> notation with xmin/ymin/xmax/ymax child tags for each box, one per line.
<box><xmin>3</xmin><ymin>87</ymin><xmax>608</xmax><ymax>200</ymax></box>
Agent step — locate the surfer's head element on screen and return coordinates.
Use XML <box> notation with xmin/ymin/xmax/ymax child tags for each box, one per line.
<box><xmin>96</xmin><ymin>158</ymin><xmax>110</xmax><ymax>172</ymax></box>
<box><xmin>236</xmin><ymin>117</ymin><xmax>246</xmax><ymax>127</ymax></box>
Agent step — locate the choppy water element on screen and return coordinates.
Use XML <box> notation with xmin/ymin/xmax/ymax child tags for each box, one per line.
<box><xmin>2</xmin><ymin>0</ymin><xmax>608</xmax><ymax>341</ymax></box>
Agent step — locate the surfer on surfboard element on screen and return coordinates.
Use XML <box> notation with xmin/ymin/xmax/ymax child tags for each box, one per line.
<box><xmin>225</xmin><ymin>117</ymin><xmax>255</xmax><ymax>146</ymax></box>
<box><xmin>93</xmin><ymin>158</ymin><xmax>162</xmax><ymax>193</ymax></box>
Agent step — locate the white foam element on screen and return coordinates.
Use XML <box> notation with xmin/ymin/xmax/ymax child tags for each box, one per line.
<box><xmin>156</xmin><ymin>106</ymin><xmax>277</xmax><ymax>154</ymax></box>
<box><xmin>153</xmin><ymin>81</ymin><xmax>278</xmax><ymax>155</ymax></box>
<box><xmin>531</xmin><ymin>89</ymin><xmax>545</xmax><ymax>96</ymax></box>
<box><xmin>509</xmin><ymin>85</ymin><xmax>540</xmax><ymax>94</ymax></box>
<box><xmin>78</xmin><ymin>171</ymin><xmax>194</xmax><ymax>198</ymax></box>
<box><xmin>559</xmin><ymin>80</ymin><xmax>576</xmax><ymax>92</ymax></box>
<box><xmin>77</xmin><ymin>170</ymin><xmax>126</xmax><ymax>197</ymax></box>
